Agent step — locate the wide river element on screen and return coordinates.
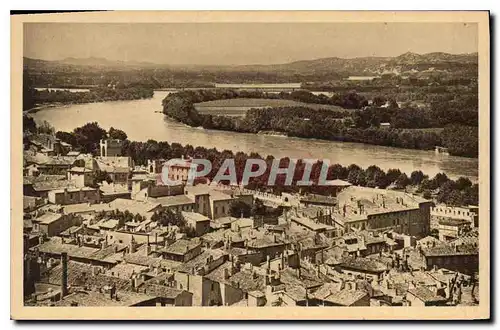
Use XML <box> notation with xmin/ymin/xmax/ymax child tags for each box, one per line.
<box><xmin>31</xmin><ymin>91</ymin><xmax>478</xmax><ymax>180</ymax></box>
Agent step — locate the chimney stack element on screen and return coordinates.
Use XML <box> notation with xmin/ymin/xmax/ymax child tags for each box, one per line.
<box><xmin>60</xmin><ymin>252</ymin><xmax>68</xmax><ymax>298</ymax></box>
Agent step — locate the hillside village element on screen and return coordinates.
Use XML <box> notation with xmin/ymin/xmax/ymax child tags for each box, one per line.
<box><xmin>23</xmin><ymin>136</ymin><xmax>479</xmax><ymax>307</ymax></box>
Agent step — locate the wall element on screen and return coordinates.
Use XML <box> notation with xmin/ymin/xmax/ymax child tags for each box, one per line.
<box><xmin>222</xmin><ymin>283</ymin><xmax>245</xmax><ymax>306</ymax></box>
<box><xmin>438</xmin><ymin>224</ymin><xmax>461</xmax><ymax>241</ymax></box>
<box><xmin>105</xmin><ymin>231</ymin><xmax>166</xmax><ymax>246</ymax></box>
<box><xmin>350</xmin><ymin>293</ymin><xmax>371</xmax><ymax>306</ymax></box>
<box><xmin>248</xmin><ymin>243</ymin><xmax>288</xmax><ymax>263</ymax></box>
<box><xmin>235</xmin><ymin>252</ymin><xmax>264</xmax><ymax>266</ymax></box>
<box><xmin>148</xmin><ymin>184</ymin><xmax>184</xmax><ymax>198</ymax></box>
<box><xmin>431</xmin><ymin>205</ymin><xmax>477</xmax><ymax>222</ymax></box>
<box><xmin>109</xmin><ymin>172</ymin><xmax>129</xmax><ymax>186</ymax></box>
<box><xmin>425</xmin><ymin>254</ymin><xmax>478</xmax><ymax>274</ymax></box>
<box><xmin>100</xmin><ymin>139</ymin><xmax>122</xmax><ymax>157</ymax></box>
<box><xmin>164</xmin><ymin>244</ymin><xmax>202</xmax><ymax>262</ymax></box>
<box><xmin>48</xmin><ymin>188</ymin><xmax>100</xmax><ymax>205</ymax></box>
<box><xmin>131</xmin><ymin>180</ymin><xmax>152</xmax><ymax>200</ymax></box>
<box><xmin>211</xmin><ymin>200</ymin><xmax>231</xmax><ymax>220</ymax></box>
<box><xmin>187</xmin><ymin>193</ymin><xmax>211</xmax><ymax>218</ymax></box>
<box><xmin>365</xmin><ymin>203</ymin><xmax>431</xmax><ymax>239</ymax></box>
<box><xmin>38</xmin><ymin>215</ymin><xmax>82</xmax><ymax>237</ymax></box>
<box><xmin>174</xmin><ymin>273</ymin><xmax>212</xmax><ymax>306</ymax></box>
<box><xmin>405</xmin><ymin>293</ymin><xmax>426</xmax><ymax>307</ymax></box>
<box><xmin>167</xmin><ymin>203</ymin><xmax>195</xmax><ymax>214</ymax></box>
<box><xmin>174</xmin><ymin>291</ymin><xmax>193</xmax><ymax>306</ymax></box>
<box><xmin>193</xmin><ymin>220</ymin><xmax>211</xmax><ymax>236</ymax></box>
<box><xmin>168</xmin><ymin>165</ymin><xmax>191</xmax><ymax>182</ymax></box>
<box><xmin>340</xmin><ymin>267</ymin><xmax>384</xmax><ymax>283</ymax></box>
<box><xmin>68</xmin><ymin>172</ymin><xmax>94</xmax><ymax>188</ymax></box>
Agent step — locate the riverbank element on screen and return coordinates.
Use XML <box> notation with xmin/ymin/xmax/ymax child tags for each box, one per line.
<box><xmin>43</xmin><ymin>121</ymin><xmax>477</xmax><ymax>207</ymax></box>
<box><xmin>24</xmin><ymin>86</ymin><xmax>155</xmax><ymax>112</ymax></box>
<box><xmin>30</xmin><ymin>91</ymin><xmax>478</xmax><ymax>180</ymax></box>
<box><xmin>24</xmin><ymin>103</ymin><xmax>64</xmax><ymax>114</ymax></box>
<box><xmin>162</xmin><ymin>90</ymin><xmax>479</xmax><ymax>158</ymax></box>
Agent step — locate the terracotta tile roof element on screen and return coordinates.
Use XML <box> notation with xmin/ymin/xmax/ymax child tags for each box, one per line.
<box><xmin>54</xmin><ymin>290</ymin><xmax>155</xmax><ymax>307</ymax></box>
<box><xmin>34</xmin><ymin>212</ymin><xmax>63</xmax><ymax>225</ymax></box>
<box><xmin>340</xmin><ymin>256</ymin><xmax>388</xmax><ymax>273</ymax></box>
<box><xmin>124</xmin><ymin>253</ymin><xmax>182</xmax><ymax>272</ymax></box>
<box><xmin>422</xmin><ymin>244</ymin><xmax>478</xmax><ymax>257</ymax></box>
<box><xmin>69</xmin><ymin>167</ymin><xmax>93</xmax><ymax>173</ymax></box>
<box><xmin>108</xmin><ymin>199</ymin><xmax>161</xmax><ymax>216</ymax></box>
<box><xmin>123</xmin><ymin>253</ymin><xmax>160</xmax><ymax>267</ymax></box>
<box><xmin>283</xmin><ymin>285</ymin><xmax>307</xmax><ymax>302</ymax></box>
<box><xmin>36</xmin><ymin>239</ymin><xmax>100</xmax><ymax>259</ymax></box>
<box><xmin>279</xmin><ymin>267</ymin><xmax>324</xmax><ymax>289</ymax></box>
<box><xmin>247</xmin><ymin>235</ymin><xmax>286</xmax><ymax>249</ymax></box>
<box><xmin>89</xmin><ymin>244</ymin><xmax>127</xmax><ymax>261</ymax></box>
<box><xmin>152</xmin><ymin>195</ymin><xmax>195</xmax><ymax>207</ymax></box>
<box><xmin>290</xmin><ymin>216</ymin><xmax>334</xmax><ymax>231</ymax></box>
<box><xmin>107</xmin><ymin>263</ymin><xmax>148</xmax><ymax>279</ymax></box>
<box><xmin>312</xmin><ymin>282</ymin><xmax>343</xmax><ymax>300</ymax></box>
<box><xmin>163</xmin><ymin>239</ymin><xmax>202</xmax><ymax>256</ymax></box>
<box><xmin>407</xmin><ymin>286</ymin><xmax>447</xmax><ymax>303</ymax></box>
<box><xmin>182</xmin><ymin>211</ymin><xmax>210</xmax><ymax>223</ymax></box>
<box><xmin>33</xmin><ymin>179</ymin><xmax>76</xmax><ymax>192</ymax></box>
<box><xmin>300</xmin><ymin>194</ymin><xmax>337</xmax><ymax>205</ymax></box>
<box><xmin>62</xmin><ymin>203</ymin><xmax>112</xmax><ymax>215</ymax></box>
<box><xmin>204</xmin><ymin>261</ymin><xmax>235</xmax><ymax>284</ymax></box>
<box><xmin>451</xmin><ymin>229</ymin><xmax>479</xmax><ymax>246</ymax></box>
<box><xmin>23</xmin><ymin>196</ymin><xmax>45</xmax><ymax>210</ymax></box>
<box><xmin>322</xmin><ymin>289</ymin><xmax>369</xmax><ymax>306</ymax></box>
<box><xmin>141</xmin><ymin>283</ymin><xmax>188</xmax><ymax>299</ymax></box>
<box><xmin>45</xmin><ymin>261</ymin><xmax>94</xmax><ymax>287</ymax></box>
<box><xmin>177</xmin><ymin>249</ymin><xmax>227</xmax><ymax>274</ymax></box>
<box><xmin>227</xmin><ymin>270</ymin><xmax>266</xmax><ymax>293</ymax></box>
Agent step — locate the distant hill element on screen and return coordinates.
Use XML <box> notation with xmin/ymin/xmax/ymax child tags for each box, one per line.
<box><xmin>23</xmin><ymin>56</ymin><xmax>157</xmax><ymax>69</ymax></box>
<box><xmin>24</xmin><ymin>51</ymin><xmax>478</xmax><ymax>75</ymax></box>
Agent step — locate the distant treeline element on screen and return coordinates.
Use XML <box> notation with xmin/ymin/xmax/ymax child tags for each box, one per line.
<box><xmin>40</xmin><ymin>121</ymin><xmax>477</xmax><ymax>207</ymax></box>
<box><xmin>23</xmin><ymin>83</ymin><xmax>154</xmax><ymax>110</ymax></box>
<box><xmin>162</xmin><ymin>89</ymin><xmax>478</xmax><ymax>157</ymax></box>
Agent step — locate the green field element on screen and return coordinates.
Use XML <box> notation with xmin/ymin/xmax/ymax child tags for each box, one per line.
<box><xmin>194</xmin><ymin>98</ymin><xmax>347</xmax><ymax>116</ymax></box>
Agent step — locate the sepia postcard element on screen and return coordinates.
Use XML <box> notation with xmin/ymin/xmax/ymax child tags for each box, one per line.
<box><xmin>11</xmin><ymin>11</ymin><xmax>490</xmax><ymax>320</ymax></box>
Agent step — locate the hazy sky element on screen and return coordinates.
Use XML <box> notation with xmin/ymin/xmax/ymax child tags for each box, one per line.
<box><xmin>24</xmin><ymin>23</ymin><xmax>478</xmax><ymax>65</ymax></box>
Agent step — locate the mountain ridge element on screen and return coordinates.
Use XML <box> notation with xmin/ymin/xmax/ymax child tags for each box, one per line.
<box><xmin>24</xmin><ymin>51</ymin><xmax>478</xmax><ymax>69</ymax></box>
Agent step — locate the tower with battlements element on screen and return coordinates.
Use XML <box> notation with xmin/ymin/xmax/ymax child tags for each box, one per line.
<box><xmin>99</xmin><ymin>139</ymin><xmax>123</xmax><ymax>157</ymax></box>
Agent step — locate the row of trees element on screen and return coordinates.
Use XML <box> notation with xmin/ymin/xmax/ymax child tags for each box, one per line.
<box><xmin>162</xmin><ymin>90</ymin><xmax>477</xmax><ymax>156</ymax></box>
<box><xmin>352</xmin><ymin>98</ymin><xmax>477</xmax><ymax>130</ymax></box>
<box><xmin>94</xmin><ymin>209</ymin><xmax>147</xmax><ymax>225</ymax></box>
<box><xmin>23</xmin><ymin>86</ymin><xmax>154</xmax><ymax>110</ymax></box>
<box><xmin>162</xmin><ymin>89</ymin><xmax>369</xmax><ymax>125</ymax></box>
<box><xmin>228</xmin><ymin>198</ymin><xmax>282</xmax><ymax>219</ymax></box>
<box><xmin>55</xmin><ymin>122</ymin><xmax>128</xmax><ymax>155</ymax></box>
<box><xmin>150</xmin><ymin>209</ymin><xmax>197</xmax><ymax>237</ymax></box>
<box><xmin>124</xmin><ymin>137</ymin><xmax>476</xmax><ymax>206</ymax></box>
<box><xmin>55</xmin><ymin>122</ymin><xmax>477</xmax><ymax>206</ymax></box>
<box><xmin>33</xmin><ymin>120</ymin><xmax>477</xmax><ymax>206</ymax></box>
